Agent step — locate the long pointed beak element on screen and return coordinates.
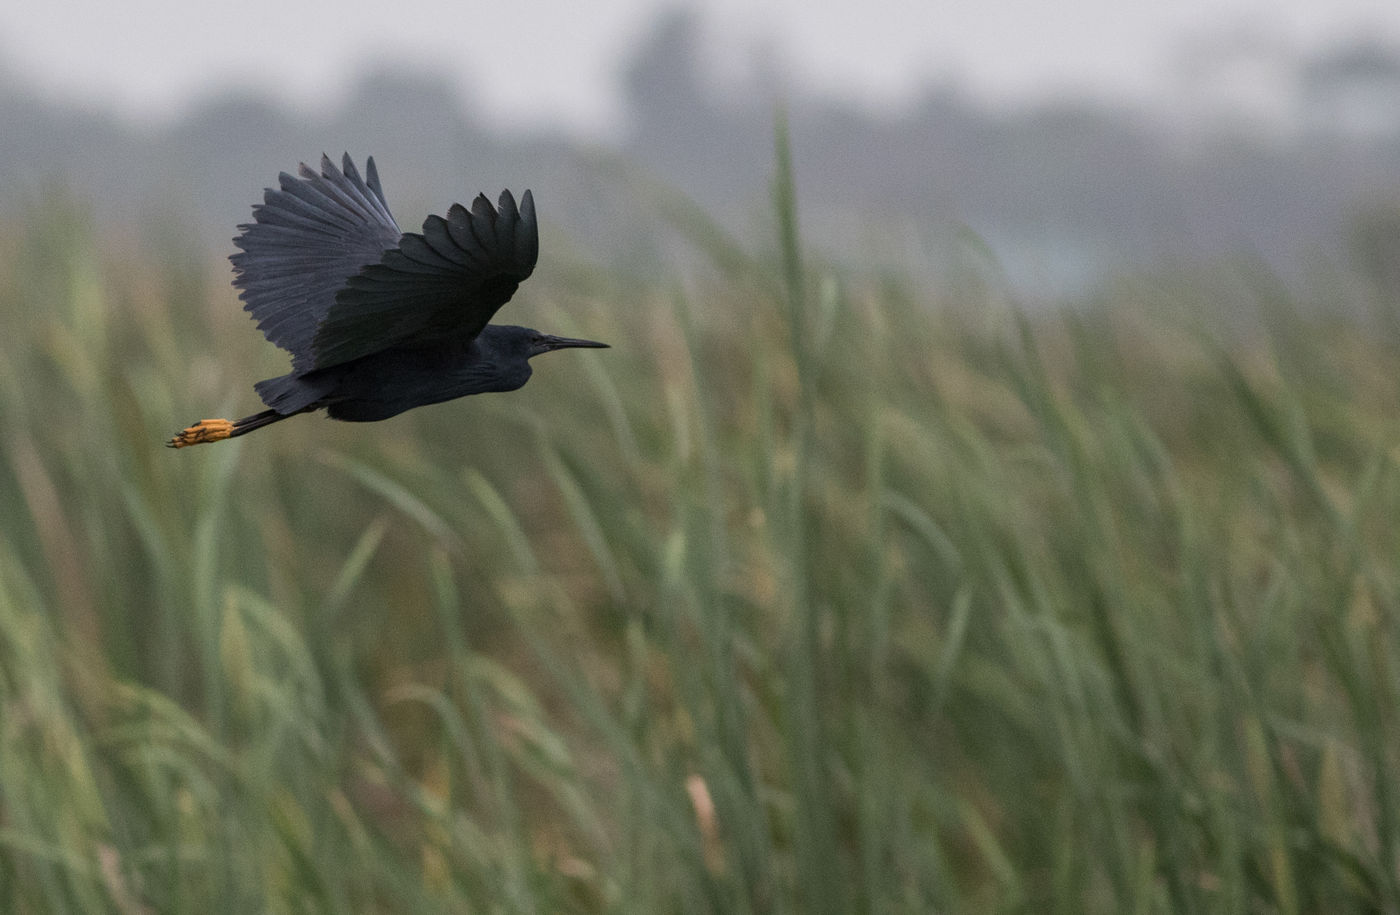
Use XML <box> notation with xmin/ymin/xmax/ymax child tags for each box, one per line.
<box><xmin>540</xmin><ymin>334</ymin><xmax>609</xmax><ymax>351</ymax></box>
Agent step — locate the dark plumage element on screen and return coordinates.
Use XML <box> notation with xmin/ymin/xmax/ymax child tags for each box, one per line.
<box><xmin>168</xmin><ymin>153</ymin><xmax>606</xmax><ymax>448</ymax></box>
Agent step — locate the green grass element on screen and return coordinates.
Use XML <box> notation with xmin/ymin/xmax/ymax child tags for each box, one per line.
<box><xmin>1</xmin><ymin>143</ymin><xmax>1399</xmax><ymax>912</ymax></box>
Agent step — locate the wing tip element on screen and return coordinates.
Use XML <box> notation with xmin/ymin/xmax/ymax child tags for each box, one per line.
<box><xmin>366</xmin><ymin>156</ymin><xmax>383</xmax><ymax>198</ymax></box>
<box><xmin>517</xmin><ymin>188</ymin><xmax>539</xmax><ymax>269</ymax></box>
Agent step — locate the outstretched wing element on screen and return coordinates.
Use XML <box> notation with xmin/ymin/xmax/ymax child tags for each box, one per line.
<box><xmin>308</xmin><ymin>188</ymin><xmax>539</xmax><ymax>370</ymax></box>
<box><xmin>231</xmin><ymin>153</ymin><xmax>401</xmax><ymax>371</ymax></box>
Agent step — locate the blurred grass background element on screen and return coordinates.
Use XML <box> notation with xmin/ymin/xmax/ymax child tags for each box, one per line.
<box><xmin>1</xmin><ymin>135</ymin><xmax>1400</xmax><ymax>913</ymax></box>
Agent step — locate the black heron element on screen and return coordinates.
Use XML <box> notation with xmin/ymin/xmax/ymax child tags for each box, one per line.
<box><xmin>168</xmin><ymin>153</ymin><xmax>606</xmax><ymax>448</ymax></box>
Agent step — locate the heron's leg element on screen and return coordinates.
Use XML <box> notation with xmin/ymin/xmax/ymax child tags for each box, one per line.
<box><xmin>167</xmin><ymin>409</ymin><xmax>296</xmax><ymax>448</ymax></box>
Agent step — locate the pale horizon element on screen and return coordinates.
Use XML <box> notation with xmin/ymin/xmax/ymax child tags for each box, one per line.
<box><xmin>3</xmin><ymin>0</ymin><xmax>1399</xmax><ymax>138</ymax></box>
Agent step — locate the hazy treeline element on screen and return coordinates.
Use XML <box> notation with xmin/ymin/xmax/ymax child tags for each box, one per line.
<box><xmin>3</xmin><ymin>9</ymin><xmax>1400</xmax><ymax>293</ymax></box>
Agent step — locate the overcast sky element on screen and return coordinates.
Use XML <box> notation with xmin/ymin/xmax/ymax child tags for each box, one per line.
<box><xmin>4</xmin><ymin>0</ymin><xmax>1399</xmax><ymax>136</ymax></box>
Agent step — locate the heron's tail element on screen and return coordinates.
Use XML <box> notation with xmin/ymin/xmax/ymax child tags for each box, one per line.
<box><xmin>166</xmin><ymin>409</ymin><xmax>293</xmax><ymax>448</ymax></box>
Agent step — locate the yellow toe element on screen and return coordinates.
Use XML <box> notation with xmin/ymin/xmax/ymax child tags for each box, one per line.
<box><xmin>167</xmin><ymin>418</ymin><xmax>235</xmax><ymax>448</ymax></box>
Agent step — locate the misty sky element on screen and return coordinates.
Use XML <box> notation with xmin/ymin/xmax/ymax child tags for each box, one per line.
<box><xmin>4</xmin><ymin>0</ymin><xmax>1399</xmax><ymax>136</ymax></box>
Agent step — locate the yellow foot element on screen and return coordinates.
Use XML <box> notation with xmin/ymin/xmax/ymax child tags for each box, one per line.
<box><xmin>167</xmin><ymin>418</ymin><xmax>235</xmax><ymax>448</ymax></box>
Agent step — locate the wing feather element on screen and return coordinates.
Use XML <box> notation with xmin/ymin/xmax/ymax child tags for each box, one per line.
<box><xmin>514</xmin><ymin>190</ymin><xmax>539</xmax><ymax>267</ymax></box>
<box><xmin>231</xmin><ymin>153</ymin><xmax>401</xmax><ymax>370</ymax></box>
<box><xmin>446</xmin><ymin>203</ymin><xmax>491</xmax><ymax>266</ymax></box>
<box><xmin>309</xmin><ymin>189</ymin><xmax>538</xmax><ymax>369</ymax></box>
<box><xmin>469</xmin><ymin>195</ymin><xmax>498</xmax><ymax>250</ymax></box>
<box><xmin>419</xmin><ymin>216</ymin><xmax>473</xmax><ymax>268</ymax></box>
<box><xmin>230</xmin><ymin>153</ymin><xmax>538</xmax><ymax>373</ymax></box>
<box><xmin>494</xmin><ymin>189</ymin><xmax>519</xmax><ymax>255</ymax></box>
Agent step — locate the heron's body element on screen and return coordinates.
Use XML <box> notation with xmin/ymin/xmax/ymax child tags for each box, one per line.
<box><xmin>256</xmin><ymin>324</ymin><xmax>538</xmax><ymax>422</ymax></box>
<box><xmin>169</xmin><ymin>154</ymin><xmax>605</xmax><ymax>448</ymax></box>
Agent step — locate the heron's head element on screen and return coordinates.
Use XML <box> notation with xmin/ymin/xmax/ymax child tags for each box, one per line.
<box><xmin>492</xmin><ymin>326</ymin><xmax>609</xmax><ymax>359</ymax></box>
<box><xmin>479</xmin><ymin>325</ymin><xmax>609</xmax><ymax>367</ymax></box>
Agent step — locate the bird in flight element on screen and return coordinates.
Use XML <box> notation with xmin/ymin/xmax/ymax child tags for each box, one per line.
<box><xmin>168</xmin><ymin>153</ymin><xmax>606</xmax><ymax>448</ymax></box>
